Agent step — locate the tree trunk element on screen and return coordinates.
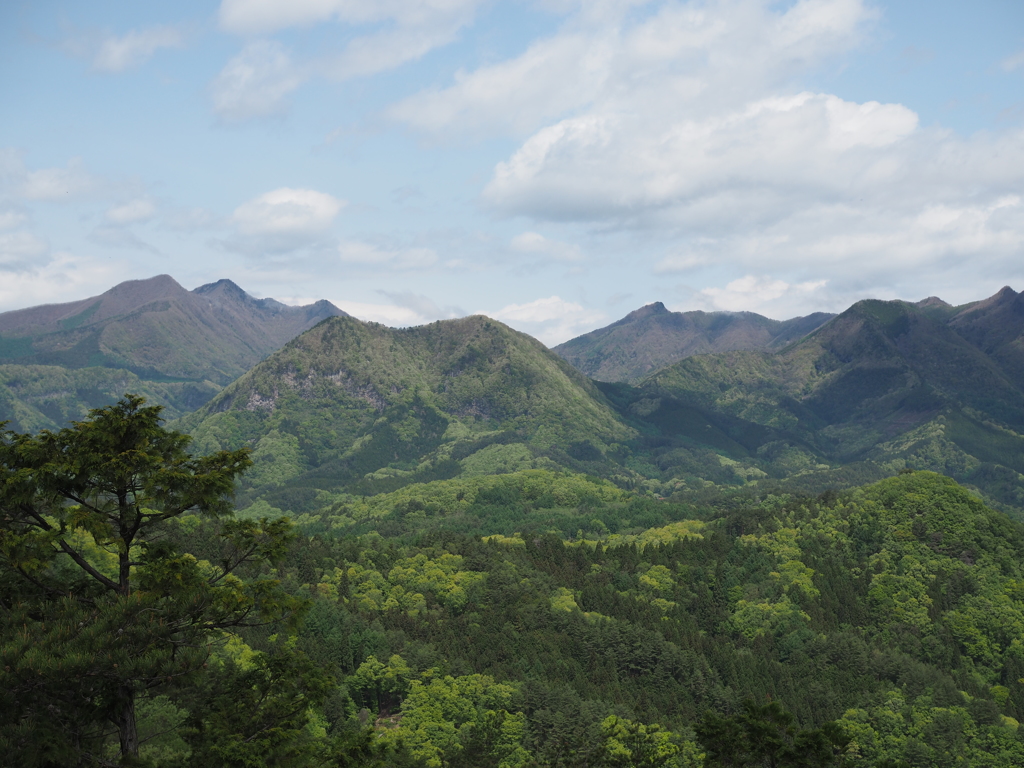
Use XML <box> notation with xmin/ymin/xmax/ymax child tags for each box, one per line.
<box><xmin>115</xmin><ymin>684</ymin><xmax>139</xmax><ymax>759</ymax></box>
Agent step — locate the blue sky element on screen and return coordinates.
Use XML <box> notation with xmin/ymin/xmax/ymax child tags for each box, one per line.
<box><xmin>2</xmin><ymin>0</ymin><xmax>1023</xmax><ymax>344</ymax></box>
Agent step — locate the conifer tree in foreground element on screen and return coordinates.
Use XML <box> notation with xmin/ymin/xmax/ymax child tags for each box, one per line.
<box><xmin>0</xmin><ymin>395</ymin><xmax>301</xmax><ymax>766</ymax></box>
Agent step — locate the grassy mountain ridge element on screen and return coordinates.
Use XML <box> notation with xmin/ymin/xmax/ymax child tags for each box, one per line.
<box><xmin>176</xmin><ymin>315</ymin><xmax>636</xmax><ymax>510</ymax></box>
<box><xmin>552</xmin><ymin>301</ymin><xmax>835</xmax><ymax>383</ymax></box>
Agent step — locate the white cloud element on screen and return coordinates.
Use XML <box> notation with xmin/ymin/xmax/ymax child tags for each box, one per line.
<box><xmin>484</xmin><ymin>295</ymin><xmax>608</xmax><ymax>345</ymax></box>
<box><xmin>0</xmin><ymin>252</ymin><xmax>122</xmax><ymax>311</ymax></box>
<box><xmin>0</xmin><ymin>230</ymin><xmax>49</xmax><ymax>269</ymax></box>
<box><xmin>337</xmin><ymin>240</ymin><xmax>438</xmax><ymax>269</ymax></box>
<box><xmin>92</xmin><ymin>26</ymin><xmax>186</xmax><ymax>72</ymax></box>
<box><xmin>232</xmin><ymin>187</ymin><xmax>345</xmax><ymax>236</ymax></box>
<box><xmin>105</xmin><ymin>198</ymin><xmax>156</xmax><ymax>225</ymax></box>
<box><xmin>58</xmin><ymin>24</ymin><xmax>187</xmax><ymax>73</ymax></box>
<box><xmin>22</xmin><ymin>158</ymin><xmax>98</xmax><ymax>201</ymax></box>
<box><xmin>0</xmin><ymin>210</ymin><xmax>27</xmax><ymax>231</ymax></box>
<box><xmin>330</xmin><ymin>290</ymin><xmax>461</xmax><ymax>326</ymax></box>
<box><xmin>510</xmin><ymin>231</ymin><xmax>583</xmax><ymax>261</ymax></box>
<box><xmin>391</xmin><ymin>0</ymin><xmax>875</xmax><ymax>139</ymax></box>
<box><xmin>370</xmin><ymin>0</ymin><xmax>1024</xmax><ymax>310</ymax></box>
<box><xmin>700</xmin><ymin>275</ymin><xmax>827</xmax><ymax>313</ymax></box>
<box><xmin>483</xmin><ymin>91</ymin><xmax>919</xmax><ymax>222</ymax></box>
<box><xmin>210</xmin><ymin>41</ymin><xmax>305</xmax><ymax>121</ymax></box>
<box><xmin>218</xmin><ymin>0</ymin><xmax>481</xmax><ymax>36</ymax></box>
<box><xmin>332</xmin><ymin>300</ymin><xmax>424</xmax><ymax>326</ymax></box>
<box><xmin>214</xmin><ymin>0</ymin><xmax>481</xmax><ymax>120</ymax></box>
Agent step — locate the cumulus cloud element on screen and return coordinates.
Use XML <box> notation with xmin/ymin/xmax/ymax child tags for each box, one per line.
<box><xmin>0</xmin><ymin>209</ymin><xmax>28</xmax><ymax>231</ymax></box>
<box><xmin>332</xmin><ymin>300</ymin><xmax>426</xmax><ymax>326</ymax></box>
<box><xmin>381</xmin><ymin>0</ymin><xmax>1024</xmax><ymax>312</ymax></box>
<box><xmin>232</xmin><ymin>187</ymin><xmax>345</xmax><ymax>235</ymax></box>
<box><xmin>484</xmin><ymin>295</ymin><xmax>608</xmax><ymax>346</ymax></box>
<box><xmin>391</xmin><ymin>0</ymin><xmax>875</xmax><ymax>139</ymax></box>
<box><xmin>213</xmin><ymin>0</ymin><xmax>482</xmax><ymax>120</ymax></box>
<box><xmin>0</xmin><ymin>230</ymin><xmax>49</xmax><ymax>270</ymax></box>
<box><xmin>337</xmin><ymin>240</ymin><xmax>438</xmax><ymax>269</ymax></box>
<box><xmin>21</xmin><ymin>158</ymin><xmax>99</xmax><ymax>201</ymax></box>
<box><xmin>328</xmin><ymin>290</ymin><xmax>462</xmax><ymax>327</ymax></box>
<box><xmin>222</xmin><ymin>187</ymin><xmax>345</xmax><ymax>255</ymax></box>
<box><xmin>210</xmin><ymin>41</ymin><xmax>306</xmax><ymax>121</ymax></box>
<box><xmin>510</xmin><ymin>231</ymin><xmax>583</xmax><ymax>262</ymax></box>
<box><xmin>699</xmin><ymin>275</ymin><xmax>827</xmax><ymax>313</ymax></box>
<box><xmin>105</xmin><ymin>198</ymin><xmax>156</xmax><ymax>225</ymax></box>
<box><xmin>0</xmin><ymin>252</ymin><xmax>122</xmax><ymax>311</ymax></box>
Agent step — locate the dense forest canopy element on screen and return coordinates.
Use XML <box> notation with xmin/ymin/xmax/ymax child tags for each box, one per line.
<box><xmin>3</xmin><ymin>399</ymin><xmax>1024</xmax><ymax>766</ymax></box>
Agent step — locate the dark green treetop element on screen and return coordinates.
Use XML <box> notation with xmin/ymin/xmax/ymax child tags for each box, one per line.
<box><xmin>0</xmin><ymin>395</ymin><xmax>301</xmax><ymax>766</ymax></box>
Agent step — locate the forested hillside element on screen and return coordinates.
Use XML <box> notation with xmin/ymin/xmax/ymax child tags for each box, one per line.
<box><xmin>4</xmin><ymin>283</ymin><xmax>1024</xmax><ymax>766</ymax></box>
<box><xmin>4</xmin><ymin>400</ymin><xmax>1024</xmax><ymax>766</ymax></box>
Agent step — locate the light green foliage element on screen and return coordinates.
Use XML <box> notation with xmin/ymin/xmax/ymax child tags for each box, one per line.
<box><xmin>321</xmin><ymin>469</ymin><xmax>628</xmax><ymax>529</ymax></box>
<box><xmin>838</xmin><ymin>692</ymin><xmax>1024</xmax><ymax>766</ymax></box>
<box><xmin>341</xmin><ymin>563</ymin><xmax>427</xmax><ymax>614</ymax></box>
<box><xmin>335</xmin><ymin>554</ymin><xmax>485</xmax><ymax>614</ymax></box>
<box><xmin>597</xmin><ymin>715</ymin><xmax>700</xmax><ymax>768</ymax></box>
<box><xmin>388</xmin><ymin>553</ymin><xmax>486</xmax><ymax>611</ymax></box>
<box><xmin>380</xmin><ymin>672</ymin><xmax>524</xmax><ymax>768</ymax></box>
<box><xmin>246</xmin><ymin>429</ymin><xmax>306</xmax><ymax>487</ymax></box>
<box><xmin>461</xmin><ymin>443</ymin><xmax>537</xmax><ymax>476</ymax></box>
<box><xmin>731</xmin><ymin>596</ymin><xmax>811</xmax><ymax>640</ymax></box>
<box><xmin>235</xmin><ymin>498</ymin><xmax>287</xmax><ymax>520</ymax></box>
<box><xmin>348</xmin><ymin>654</ymin><xmax>413</xmax><ymax>713</ymax></box>
<box><xmin>598</xmin><ymin>519</ymin><xmax>705</xmax><ymax>550</ymax></box>
<box><xmin>550</xmin><ymin>586</ymin><xmax>580</xmax><ymax>612</ymax></box>
<box><xmin>867</xmin><ymin>571</ymin><xmax>932</xmax><ymax>630</ymax></box>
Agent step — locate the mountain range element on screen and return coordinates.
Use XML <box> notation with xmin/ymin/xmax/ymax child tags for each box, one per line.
<box><xmin>0</xmin><ymin>275</ymin><xmax>345</xmax><ymax>430</ymax></box>
<box><xmin>2</xmin><ymin>276</ymin><xmax>1023</xmax><ymax>521</ymax></box>
<box><xmin>552</xmin><ymin>301</ymin><xmax>835</xmax><ymax>382</ymax></box>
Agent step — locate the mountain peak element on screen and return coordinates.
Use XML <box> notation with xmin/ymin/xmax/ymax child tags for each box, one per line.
<box><xmin>915</xmin><ymin>296</ymin><xmax>951</xmax><ymax>309</ymax></box>
<box><xmin>193</xmin><ymin>278</ymin><xmax>249</xmax><ymax>300</ymax></box>
<box><xmin>629</xmin><ymin>301</ymin><xmax>669</xmax><ymax>319</ymax></box>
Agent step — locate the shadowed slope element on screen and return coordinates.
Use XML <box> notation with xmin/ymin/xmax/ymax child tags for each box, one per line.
<box><xmin>553</xmin><ymin>301</ymin><xmax>833</xmax><ymax>382</ymax></box>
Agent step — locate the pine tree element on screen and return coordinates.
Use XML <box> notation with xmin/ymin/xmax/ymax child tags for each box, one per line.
<box><xmin>0</xmin><ymin>395</ymin><xmax>300</xmax><ymax>766</ymax></box>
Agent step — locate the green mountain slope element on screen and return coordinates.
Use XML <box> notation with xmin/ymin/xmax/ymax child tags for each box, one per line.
<box><xmin>622</xmin><ymin>296</ymin><xmax>1024</xmax><ymax>514</ymax></box>
<box><xmin>0</xmin><ymin>275</ymin><xmax>346</xmax><ymax>430</ymax></box>
<box><xmin>176</xmin><ymin>315</ymin><xmax>636</xmax><ymax>510</ymax></box>
<box><xmin>948</xmin><ymin>285</ymin><xmax>1024</xmax><ymax>384</ymax></box>
<box><xmin>552</xmin><ymin>301</ymin><xmax>834</xmax><ymax>383</ymax></box>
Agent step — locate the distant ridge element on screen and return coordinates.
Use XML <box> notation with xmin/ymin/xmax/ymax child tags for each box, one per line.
<box><xmin>552</xmin><ymin>302</ymin><xmax>834</xmax><ymax>382</ymax></box>
<box><xmin>0</xmin><ymin>275</ymin><xmax>348</xmax><ymax>384</ymax></box>
<box><xmin>0</xmin><ymin>275</ymin><xmax>347</xmax><ymax>431</ymax></box>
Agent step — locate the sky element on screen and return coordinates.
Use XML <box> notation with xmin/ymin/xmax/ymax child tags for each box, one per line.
<box><xmin>1</xmin><ymin>0</ymin><xmax>1023</xmax><ymax>345</ymax></box>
